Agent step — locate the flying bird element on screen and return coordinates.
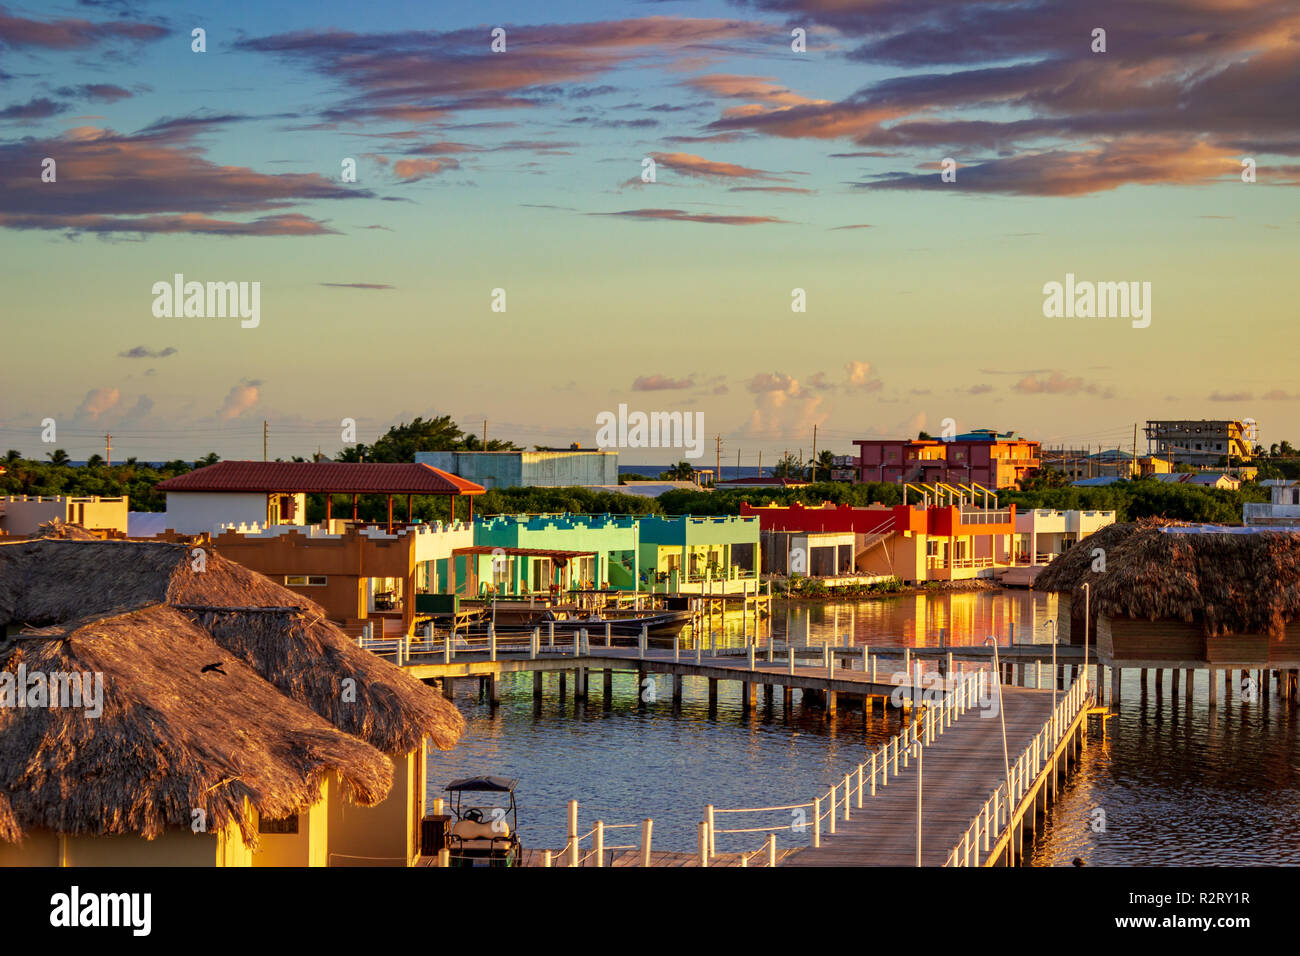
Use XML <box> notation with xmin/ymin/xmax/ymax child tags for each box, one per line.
<box><xmin>201</xmin><ymin>662</ymin><xmax>226</xmax><ymax>675</ymax></box>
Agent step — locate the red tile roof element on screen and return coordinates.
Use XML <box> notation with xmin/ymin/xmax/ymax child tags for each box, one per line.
<box><xmin>155</xmin><ymin>461</ymin><xmax>484</xmax><ymax>496</ymax></box>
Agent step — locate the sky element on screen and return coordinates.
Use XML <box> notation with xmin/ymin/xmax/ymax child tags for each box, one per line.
<box><xmin>0</xmin><ymin>0</ymin><xmax>1296</xmax><ymax>466</ymax></box>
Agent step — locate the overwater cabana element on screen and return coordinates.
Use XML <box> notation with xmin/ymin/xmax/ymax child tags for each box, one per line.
<box><xmin>0</xmin><ymin>537</ymin><xmax>465</xmax><ymax>866</ymax></box>
<box><xmin>1034</xmin><ymin>519</ymin><xmax>1300</xmax><ymax>705</ymax></box>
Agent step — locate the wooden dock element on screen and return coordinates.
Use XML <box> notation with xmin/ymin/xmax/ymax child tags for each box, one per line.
<box><xmin>784</xmin><ymin>686</ymin><xmax>1058</xmax><ymax>866</ymax></box>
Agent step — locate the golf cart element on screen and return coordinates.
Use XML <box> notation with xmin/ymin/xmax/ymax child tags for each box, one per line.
<box><xmin>444</xmin><ymin>776</ymin><xmax>522</xmax><ymax>867</ymax></box>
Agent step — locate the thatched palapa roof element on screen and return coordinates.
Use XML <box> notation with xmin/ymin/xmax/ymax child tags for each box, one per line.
<box><xmin>0</xmin><ymin>538</ymin><xmax>465</xmax><ymax>846</ymax></box>
<box><xmin>1034</xmin><ymin>519</ymin><xmax>1300</xmax><ymax>639</ymax></box>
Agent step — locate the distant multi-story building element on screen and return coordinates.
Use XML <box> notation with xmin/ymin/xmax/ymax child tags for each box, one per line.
<box><xmin>829</xmin><ymin>455</ymin><xmax>858</xmax><ymax>482</ymax></box>
<box><xmin>415</xmin><ymin>447</ymin><xmax>617</xmax><ymax>489</ymax></box>
<box><xmin>1144</xmin><ymin>420</ymin><xmax>1254</xmax><ymax>468</ymax></box>
<box><xmin>1243</xmin><ymin>479</ymin><xmax>1300</xmax><ymax>527</ymax></box>
<box><xmin>852</xmin><ymin>428</ymin><xmax>1041</xmax><ymax>489</ymax></box>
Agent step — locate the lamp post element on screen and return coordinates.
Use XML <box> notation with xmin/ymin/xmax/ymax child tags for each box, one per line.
<box><xmin>985</xmin><ymin>635</ymin><xmax>1014</xmax><ymax>866</ymax></box>
<box><xmin>1046</xmin><ymin>618</ymin><xmax>1058</xmax><ymax>712</ymax></box>
<box><xmin>1082</xmin><ymin>581</ymin><xmax>1091</xmax><ymax>698</ymax></box>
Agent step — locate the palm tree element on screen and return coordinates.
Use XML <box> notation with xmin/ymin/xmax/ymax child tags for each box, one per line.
<box><xmin>46</xmin><ymin>449</ymin><xmax>70</xmax><ymax>466</ymax></box>
<box><xmin>3</xmin><ymin>450</ymin><xmax>21</xmax><ymax>466</ymax></box>
<box><xmin>815</xmin><ymin>449</ymin><xmax>836</xmax><ymax>481</ymax></box>
<box><xmin>86</xmin><ymin>454</ymin><xmax>104</xmax><ymax>468</ymax></box>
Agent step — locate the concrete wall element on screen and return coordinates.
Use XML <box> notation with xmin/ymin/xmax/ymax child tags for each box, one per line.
<box><xmin>0</xmin><ymin>828</ymin><xmax>232</xmax><ymax>866</ymax></box>
<box><xmin>252</xmin><ymin>777</ymin><xmax>329</xmax><ymax>867</ymax></box>
<box><xmin>327</xmin><ymin>749</ymin><xmax>422</xmax><ymax>866</ymax></box>
<box><xmin>166</xmin><ymin>491</ymin><xmax>273</xmax><ymax>534</ymax></box>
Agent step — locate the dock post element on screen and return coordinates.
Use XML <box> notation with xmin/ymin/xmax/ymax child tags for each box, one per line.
<box><xmin>487</xmin><ymin>673</ymin><xmax>499</xmax><ymax>707</ymax></box>
<box><xmin>828</xmin><ymin>784</ymin><xmax>837</xmax><ymax>834</ymax></box>
<box><xmin>748</xmin><ymin>643</ymin><xmax>755</xmax><ymax>671</ymax></box>
<box><xmin>442</xmin><ymin>677</ymin><xmax>454</xmax><ymax>699</ymax></box>
<box><xmin>674</xmin><ymin>634</ymin><xmax>680</xmax><ymax>663</ymax></box>
<box><xmin>489</xmin><ymin>625</ymin><xmax>497</xmax><ymax>662</ymax></box>
<box><xmin>533</xmin><ymin>671</ymin><xmax>543</xmax><ymax>701</ymax></box>
<box><xmin>856</xmin><ymin>765</ymin><xmax>864</xmax><ymax>809</ymax></box>
<box><xmin>827</xmin><ymin>645</ymin><xmax>835</xmax><ymax>679</ymax></box>
<box><xmin>708</xmin><ymin>678</ymin><xmax>718</xmax><ymax>713</ymax></box>
<box><xmin>862</xmin><ymin>644</ymin><xmax>869</xmax><ymax>674</ymax></box>
<box><xmin>706</xmin><ymin>806</ymin><xmax>716</xmax><ymax>859</ymax></box>
<box><xmin>1156</xmin><ymin>668</ymin><xmax>1164</xmax><ymax>702</ymax></box>
<box><xmin>639</xmin><ymin>625</ymin><xmax>647</xmax><ymax>660</ymax></box>
<box><xmin>1209</xmin><ymin>668</ymin><xmax>1218</xmax><ymax>708</ymax></box>
<box><xmin>812</xmin><ymin>797</ymin><xmax>822</xmax><ymax>847</ymax></box>
<box><xmin>605</xmin><ymin>622</ymin><xmax>612</xmax><ymax>648</ymax></box>
<box><xmin>870</xmin><ymin>753</ymin><xmax>877</xmax><ymax>796</ymax></box>
<box><xmin>783</xmin><ymin>685</ymin><xmax>793</xmax><ymax>713</ymax></box>
<box><xmin>788</xmin><ymin>647</ymin><xmax>796</xmax><ymax>676</ymax></box>
<box><xmin>672</xmin><ymin>674</ymin><xmax>683</xmax><ymax>708</ymax></box>
<box><xmin>767</xmin><ymin>834</ymin><xmax>777</xmax><ymax>867</ymax></box>
<box><xmin>742</xmin><ymin>681</ymin><xmax>753</xmax><ymax>715</ymax></box>
<box><xmin>1111</xmin><ymin>666</ymin><xmax>1121</xmax><ymax>710</ymax></box>
<box><xmin>698</xmin><ymin>822</ymin><xmax>709</xmax><ymax>867</ymax></box>
<box><xmin>827</xmin><ymin>690</ymin><xmax>837</xmax><ymax>718</ymax></box>
<box><xmin>548</xmin><ymin>621</ymin><xmax>555</xmax><ymax>648</ymax></box>
<box><xmin>1036</xmin><ymin>660</ymin><xmax>1042</xmax><ymax>689</ymax></box>
<box><xmin>574</xmin><ymin>629</ymin><xmax>581</xmax><ymax>658</ymax></box>
<box><xmin>530</xmin><ymin>627</ymin><xmax>539</xmax><ymax>660</ymax></box>
<box><xmin>695</xmin><ymin>625</ymin><xmax>702</xmax><ymax>664</ymax></box>
<box><xmin>871</xmin><ymin>655</ymin><xmax>877</xmax><ymax>683</ymax></box>
<box><xmin>541</xmin><ymin>850</ymin><xmax>552</xmax><ymax>868</ymax></box>
<box><xmin>904</xmin><ymin>646</ymin><xmax>911</xmax><ymax>675</ymax></box>
<box><xmin>439</xmin><ymin>848</ymin><xmax>450</xmax><ymax>867</ymax></box>
<box><xmin>641</xmin><ymin>819</ymin><xmax>653</xmax><ymax>867</ymax></box>
<box><xmin>558</xmin><ymin>671</ymin><xmax>567</xmax><ymax>700</ymax></box>
<box><xmin>594</xmin><ymin>821</ymin><xmax>604</xmax><ymax>867</ymax></box>
<box><xmin>843</xmin><ymin>773</ymin><xmax>852</xmax><ymax>821</ymax></box>
<box><xmin>603</xmin><ymin>668</ymin><xmax>613</xmax><ymax>708</ymax></box>
<box><xmin>568</xmin><ymin>800</ymin><xmax>579</xmax><ymax>868</ymax></box>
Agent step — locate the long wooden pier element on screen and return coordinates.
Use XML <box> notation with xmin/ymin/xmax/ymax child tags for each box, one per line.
<box><xmin>382</xmin><ymin>630</ymin><xmax>1094</xmax><ymax>867</ymax></box>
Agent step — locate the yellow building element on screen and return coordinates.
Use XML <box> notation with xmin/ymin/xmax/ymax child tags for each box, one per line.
<box><xmin>0</xmin><ymin>538</ymin><xmax>464</xmax><ymax>866</ymax></box>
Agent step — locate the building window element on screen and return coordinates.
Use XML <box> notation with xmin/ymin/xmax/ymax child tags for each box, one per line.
<box><xmin>285</xmin><ymin>575</ymin><xmax>327</xmax><ymax>586</ymax></box>
<box><xmin>259</xmin><ymin>814</ymin><xmax>299</xmax><ymax>834</ymax></box>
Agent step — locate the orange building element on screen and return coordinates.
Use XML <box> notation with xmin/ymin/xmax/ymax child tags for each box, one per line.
<box><xmin>852</xmin><ymin>429</ymin><xmax>1041</xmax><ymax>489</ymax></box>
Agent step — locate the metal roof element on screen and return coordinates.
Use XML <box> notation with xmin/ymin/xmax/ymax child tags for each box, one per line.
<box><xmin>155</xmin><ymin>461</ymin><xmax>485</xmax><ymax>496</ymax></box>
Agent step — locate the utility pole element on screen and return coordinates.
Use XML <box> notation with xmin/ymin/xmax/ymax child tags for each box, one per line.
<box><xmin>1132</xmin><ymin>423</ymin><xmax>1138</xmax><ymax>478</ymax></box>
<box><xmin>715</xmin><ymin>435</ymin><xmax>723</xmax><ymax>488</ymax></box>
<box><xmin>811</xmin><ymin>424</ymin><xmax>818</xmax><ymax>481</ymax></box>
<box><xmin>757</xmin><ymin>450</ymin><xmax>762</xmax><ymax>478</ymax></box>
<box><xmin>263</xmin><ymin>420</ymin><xmax>268</xmax><ymax>462</ymax></box>
<box><xmin>483</xmin><ymin>420</ymin><xmax>488</xmax><ymax>449</ymax></box>
<box><xmin>104</xmin><ymin>433</ymin><xmax>112</xmax><ymax>468</ymax></box>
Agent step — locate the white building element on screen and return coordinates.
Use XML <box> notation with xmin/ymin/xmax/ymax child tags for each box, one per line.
<box><xmin>1013</xmin><ymin>509</ymin><xmax>1116</xmax><ymax>565</ymax></box>
<box><xmin>1243</xmin><ymin>479</ymin><xmax>1300</xmax><ymax>527</ymax></box>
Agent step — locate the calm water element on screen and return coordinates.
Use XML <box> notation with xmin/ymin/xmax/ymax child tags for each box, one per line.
<box><xmin>426</xmin><ymin>590</ymin><xmax>1300</xmax><ymax>863</ymax></box>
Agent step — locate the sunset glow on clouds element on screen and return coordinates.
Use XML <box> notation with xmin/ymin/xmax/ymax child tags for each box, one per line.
<box><xmin>0</xmin><ymin>0</ymin><xmax>1295</xmax><ymax>462</ymax></box>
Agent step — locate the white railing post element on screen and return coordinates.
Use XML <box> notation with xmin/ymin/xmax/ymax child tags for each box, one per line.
<box><xmin>606</xmin><ymin>622</ymin><xmax>612</xmax><ymax>648</ymax></box>
<box><xmin>639</xmin><ymin>624</ymin><xmax>648</xmax><ymax>659</ymax></box>
<box><xmin>443</xmin><ymin>630</ymin><xmax>451</xmax><ymax>664</ymax></box>
<box><xmin>843</xmin><ymin>773</ymin><xmax>852</xmax><ymax>821</ymax></box>
<box><xmin>489</xmin><ymin>624</ymin><xmax>497</xmax><ymax>662</ymax></box>
<box><xmin>870</xmin><ymin>752</ymin><xmax>878</xmax><ymax>795</ymax></box>
<box><xmin>641</xmin><ymin>819</ymin><xmax>653</xmax><ymax>867</ymax></box>
<box><xmin>594</xmin><ymin>820</ymin><xmax>604</xmax><ymax>867</ymax></box>
<box><xmin>789</xmin><ymin>647</ymin><xmax>796</xmax><ymax>676</ymax></box>
<box><xmin>767</xmin><ymin>833</ymin><xmax>777</xmax><ymax>867</ymax></box>
<box><xmin>828</xmin><ymin>785</ymin><xmax>837</xmax><ymax>835</ymax></box>
<box><xmin>674</xmin><ymin>634</ymin><xmax>680</xmax><ymax>663</ymax></box>
<box><xmin>698</xmin><ymin>822</ymin><xmax>709</xmax><ymax>867</ymax></box>
<box><xmin>568</xmin><ymin>800</ymin><xmax>579</xmax><ymax>868</ymax></box>
<box><xmin>749</xmin><ymin>642</ymin><xmax>755</xmax><ymax>671</ymax></box>
<box><xmin>541</xmin><ymin>849</ymin><xmax>552</xmax><ymax>867</ymax></box>
<box><xmin>548</xmin><ymin>621</ymin><xmax>555</xmax><ymax>648</ymax></box>
<box><xmin>812</xmin><ymin>797</ymin><xmax>821</xmax><ymax>848</ymax></box>
<box><xmin>706</xmin><ymin>805</ymin><xmax>716</xmax><ymax>859</ymax></box>
<box><xmin>856</xmin><ymin>765</ymin><xmax>864</xmax><ymax>809</ymax></box>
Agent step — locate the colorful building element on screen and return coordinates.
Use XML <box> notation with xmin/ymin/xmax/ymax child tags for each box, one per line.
<box><xmin>0</xmin><ymin>495</ymin><xmax>128</xmax><ymax>537</ymax></box>
<box><xmin>471</xmin><ymin>513</ymin><xmax>640</xmax><ymax>593</ymax></box>
<box><xmin>211</xmin><ymin>520</ymin><xmax>474</xmax><ymax>637</ymax></box>
<box><xmin>852</xmin><ymin>429</ymin><xmax>1041</xmax><ymax>489</ymax></box>
<box><xmin>636</xmin><ymin>514</ymin><xmax>760</xmax><ymax>593</ymax></box>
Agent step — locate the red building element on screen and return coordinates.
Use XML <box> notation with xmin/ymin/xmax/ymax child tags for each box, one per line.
<box><xmin>852</xmin><ymin>429</ymin><xmax>1041</xmax><ymax>489</ymax></box>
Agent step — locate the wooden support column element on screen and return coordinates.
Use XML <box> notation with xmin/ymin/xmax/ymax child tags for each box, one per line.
<box><xmin>442</xmin><ymin>677</ymin><xmax>455</xmax><ymax>699</ymax></box>
<box><xmin>1208</xmin><ymin>668</ymin><xmax>1218</xmax><ymax>708</ymax></box>
<box><xmin>533</xmin><ymin>671</ymin><xmax>543</xmax><ymax>700</ymax></box>
<box><xmin>559</xmin><ymin>671</ymin><xmax>567</xmax><ymax>701</ymax></box>
<box><xmin>604</xmin><ymin>668</ymin><xmax>614</xmax><ymax>708</ymax></box>
<box><xmin>406</xmin><ymin>494</ymin><xmax>413</xmax><ymax>522</ymax></box>
<box><xmin>1139</xmin><ymin>668</ymin><xmax>1148</xmax><ymax>695</ymax></box>
<box><xmin>1155</xmin><ymin>668</ymin><xmax>1163</xmax><ymax>701</ymax></box>
<box><xmin>487</xmin><ymin>673</ymin><xmax>499</xmax><ymax>708</ymax></box>
<box><xmin>1185</xmin><ymin>668</ymin><xmax>1193</xmax><ymax>702</ymax></box>
<box><xmin>742</xmin><ymin>681</ymin><xmax>755</xmax><ymax>715</ymax></box>
<box><xmin>1171</xmin><ymin>668</ymin><xmax>1180</xmax><ymax>697</ymax></box>
<box><xmin>637</xmin><ymin>668</ymin><xmax>647</xmax><ymax>708</ymax></box>
<box><xmin>1111</xmin><ymin>667</ymin><xmax>1121</xmax><ymax>710</ymax></box>
<box><xmin>707</xmin><ymin>678</ymin><xmax>718</xmax><ymax>714</ymax></box>
<box><xmin>325</xmin><ymin>495</ymin><xmax>332</xmax><ymax>523</ymax></box>
<box><xmin>351</xmin><ymin>494</ymin><xmax>358</xmax><ymax>520</ymax></box>
<box><xmin>672</xmin><ymin>674</ymin><xmax>683</xmax><ymax>709</ymax></box>
<box><xmin>826</xmin><ymin>690</ymin><xmax>837</xmax><ymax>719</ymax></box>
<box><xmin>575</xmin><ymin>667</ymin><xmax>587</xmax><ymax>702</ymax></box>
<box><xmin>783</xmin><ymin>685</ymin><xmax>794</xmax><ymax>713</ymax></box>
<box><xmin>386</xmin><ymin>494</ymin><xmax>393</xmax><ymax>533</ymax></box>
<box><xmin>1225</xmin><ymin>669</ymin><xmax>1233</xmax><ymax>704</ymax></box>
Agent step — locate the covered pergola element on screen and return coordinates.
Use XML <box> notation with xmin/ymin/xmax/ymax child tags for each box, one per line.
<box><xmin>451</xmin><ymin>545</ymin><xmax>597</xmax><ymax>597</ymax></box>
<box><xmin>155</xmin><ymin>461</ymin><xmax>485</xmax><ymax>532</ymax></box>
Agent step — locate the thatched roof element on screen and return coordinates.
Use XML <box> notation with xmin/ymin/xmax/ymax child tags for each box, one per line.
<box><xmin>0</xmin><ymin>605</ymin><xmax>390</xmax><ymax>846</ymax></box>
<box><xmin>0</xmin><ymin>538</ymin><xmax>466</xmax><ymax>845</ymax></box>
<box><xmin>28</xmin><ymin>519</ymin><xmax>98</xmax><ymax>540</ymax></box>
<box><xmin>0</xmin><ymin>538</ymin><xmax>464</xmax><ymax>754</ymax></box>
<box><xmin>1034</xmin><ymin>520</ymin><xmax>1300</xmax><ymax>638</ymax></box>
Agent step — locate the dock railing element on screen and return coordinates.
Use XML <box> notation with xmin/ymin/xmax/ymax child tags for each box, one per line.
<box><xmin>703</xmin><ymin>670</ymin><xmax>988</xmax><ymax>865</ymax></box>
<box><xmin>943</xmin><ymin>676</ymin><xmax>1090</xmax><ymax>867</ymax></box>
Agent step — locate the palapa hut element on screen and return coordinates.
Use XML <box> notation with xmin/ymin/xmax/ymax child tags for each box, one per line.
<box><xmin>1034</xmin><ymin>519</ymin><xmax>1300</xmax><ymax>701</ymax></box>
<box><xmin>0</xmin><ymin>537</ymin><xmax>465</xmax><ymax>866</ymax></box>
